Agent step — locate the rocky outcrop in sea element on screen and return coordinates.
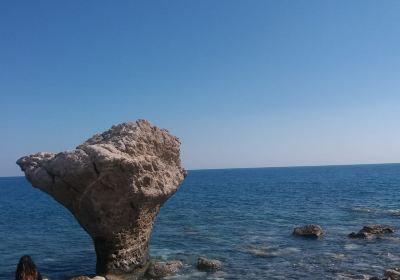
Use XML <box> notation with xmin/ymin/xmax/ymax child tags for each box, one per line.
<box><xmin>293</xmin><ymin>224</ymin><xmax>324</xmax><ymax>238</ymax></box>
<box><xmin>196</xmin><ymin>257</ymin><xmax>222</xmax><ymax>270</ymax></box>
<box><xmin>349</xmin><ymin>224</ymin><xmax>394</xmax><ymax>239</ymax></box>
<box><xmin>17</xmin><ymin>120</ymin><xmax>186</xmax><ymax>279</ymax></box>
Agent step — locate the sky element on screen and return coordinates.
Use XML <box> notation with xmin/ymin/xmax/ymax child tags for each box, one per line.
<box><xmin>1</xmin><ymin>0</ymin><xmax>400</xmax><ymax>176</ymax></box>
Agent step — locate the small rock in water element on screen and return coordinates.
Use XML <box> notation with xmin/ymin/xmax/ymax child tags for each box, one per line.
<box><xmin>146</xmin><ymin>260</ymin><xmax>183</xmax><ymax>278</ymax></box>
<box><xmin>293</xmin><ymin>224</ymin><xmax>324</xmax><ymax>238</ymax></box>
<box><xmin>197</xmin><ymin>257</ymin><xmax>222</xmax><ymax>270</ymax></box>
<box><xmin>349</xmin><ymin>224</ymin><xmax>394</xmax><ymax>239</ymax></box>
<box><xmin>385</xmin><ymin>268</ymin><xmax>400</xmax><ymax>280</ymax></box>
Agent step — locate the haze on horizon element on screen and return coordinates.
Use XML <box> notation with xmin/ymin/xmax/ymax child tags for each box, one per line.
<box><xmin>1</xmin><ymin>0</ymin><xmax>400</xmax><ymax>177</ymax></box>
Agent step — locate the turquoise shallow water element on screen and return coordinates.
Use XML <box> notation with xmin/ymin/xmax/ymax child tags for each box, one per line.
<box><xmin>1</xmin><ymin>164</ymin><xmax>400</xmax><ymax>279</ymax></box>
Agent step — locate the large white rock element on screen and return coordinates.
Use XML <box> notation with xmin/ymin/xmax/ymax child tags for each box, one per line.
<box><xmin>17</xmin><ymin>120</ymin><xmax>186</xmax><ymax>278</ymax></box>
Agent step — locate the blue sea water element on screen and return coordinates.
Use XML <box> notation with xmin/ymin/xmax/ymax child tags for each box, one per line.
<box><xmin>1</xmin><ymin>164</ymin><xmax>400</xmax><ymax>280</ymax></box>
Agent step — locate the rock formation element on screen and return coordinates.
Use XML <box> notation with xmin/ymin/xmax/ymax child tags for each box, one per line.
<box><xmin>197</xmin><ymin>257</ymin><xmax>222</xmax><ymax>270</ymax></box>
<box><xmin>17</xmin><ymin>120</ymin><xmax>186</xmax><ymax>279</ymax></box>
<box><xmin>348</xmin><ymin>224</ymin><xmax>394</xmax><ymax>239</ymax></box>
<box><xmin>293</xmin><ymin>224</ymin><xmax>324</xmax><ymax>238</ymax></box>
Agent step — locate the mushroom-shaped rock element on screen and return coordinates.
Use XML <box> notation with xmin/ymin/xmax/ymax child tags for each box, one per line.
<box><xmin>16</xmin><ymin>120</ymin><xmax>186</xmax><ymax>278</ymax></box>
<box><xmin>293</xmin><ymin>224</ymin><xmax>324</xmax><ymax>238</ymax></box>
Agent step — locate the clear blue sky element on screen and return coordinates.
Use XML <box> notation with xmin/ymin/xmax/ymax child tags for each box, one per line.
<box><xmin>1</xmin><ymin>0</ymin><xmax>400</xmax><ymax>176</ymax></box>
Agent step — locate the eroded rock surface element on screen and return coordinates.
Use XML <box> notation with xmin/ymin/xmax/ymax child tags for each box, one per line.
<box><xmin>17</xmin><ymin>120</ymin><xmax>186</xmax><ymax>278</ymax></box>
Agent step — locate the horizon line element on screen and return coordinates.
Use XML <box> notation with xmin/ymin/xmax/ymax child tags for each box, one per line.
<box><xmin>2</xmin><ymin>161</ymin><xmax>399</xmax><ymax>178</ymax></box>
<box><xmin>188</xmin><ymin>162</ymin><xmax>400</xmax><ymax>172</ymax></box>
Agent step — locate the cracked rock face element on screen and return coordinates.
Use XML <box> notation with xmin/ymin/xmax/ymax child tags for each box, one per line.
<box><xmin>17</xmin><ymin>120</ymin><xmax>186</xmax><ymax>278</ymax></box>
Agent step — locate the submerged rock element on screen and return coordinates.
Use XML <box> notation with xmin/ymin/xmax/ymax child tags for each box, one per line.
<box><xmin>293</xmin><ymin>224</ymin><xmax>324</xmax><ymax>238</ymax></box>
<box><xmin>17</xmin><ymin>120</ymin><xmax>186</xmax><ymax>278</ymax></box>
<box><xmin>349</xmin><ymin>224</ymin><xmax>394</xmax><ymax>239</ymax></box>
<box><xmin>244</xmin><ymin>245</ymin><xmax>270</xmax><ymax>257</ymax></box>
<box><xmin>146</xmin><ymin>260</ymin><xmax>183</xmax><ymax>278</ymax></box>
<box><xmin>244</xmin><ymin>244</ymin><xmax>300</xmax><ymax>258</ymax></box>
<box><xmin>197</xmin><ymin>257</ymin><xmax>222</xmax><ymax>270</ymax></box>
<box><xmin>335</xmin><ymin>272</ymin><xmax>373</xmax><ymax>279</ymax></box>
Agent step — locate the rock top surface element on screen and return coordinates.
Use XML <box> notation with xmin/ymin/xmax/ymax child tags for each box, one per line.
<box><xmin>17</xmin><ymin>120</ymin><xmax>186</xmax><ymax>278</ymax></box>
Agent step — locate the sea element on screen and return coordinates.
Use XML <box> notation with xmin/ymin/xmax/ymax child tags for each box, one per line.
<box><xmin>1</xmin><ymin>164</ymin><xmax>400</xmax><ymax>280</ymax></box>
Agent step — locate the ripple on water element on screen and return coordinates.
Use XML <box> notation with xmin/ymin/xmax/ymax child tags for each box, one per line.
<box><xmin>351</xmin><ymin>207</ymin><xmax>377</xmax><ymax>213</ymax></box>
<box><xmin>3</xmin><ymin>165</ymin><xmax>400</xmax><ymax>279</ymax></box>
<box><xmin>344</xmin><ymin>243</ymin><xmax>361</xmax><ymax>250</ymax></box>
<box><xmin>243</xmin><ymin>244</ymin><xmax>300</xmax><ymax>258</ymax></box>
